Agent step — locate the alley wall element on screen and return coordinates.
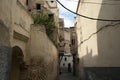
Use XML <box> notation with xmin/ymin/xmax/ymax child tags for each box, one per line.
<box><xmin>29</xmin><ymin>25</ymin><xmax>58</xmax><ymax>80</ymax></box>
<box><xmin>76</xmin><ymin>0</ymin><xmax>120</xmax><ymax>80</ymax></box>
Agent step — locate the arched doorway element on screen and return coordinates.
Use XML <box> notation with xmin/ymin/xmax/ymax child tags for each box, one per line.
<box><xmin>10</xmin><ymin>46</ymin><xmax>24</xmax><ymax>80</ymax></box>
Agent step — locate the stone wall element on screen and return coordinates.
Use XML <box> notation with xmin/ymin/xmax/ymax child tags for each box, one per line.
<box><xmin>28</xmin><ymin>25</ymin><xmax>58</xmax><ymax>80</ymax></box>
<box><xmin>0</xmin><ymin>20</ymin><xmax>11</xmax><ymax>80</ymax></box>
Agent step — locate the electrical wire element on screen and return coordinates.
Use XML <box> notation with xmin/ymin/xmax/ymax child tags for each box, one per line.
<box><xmin>56</xmin><ymin>0</ymin><xmax>120</xmax><ymax>22</ymax></box>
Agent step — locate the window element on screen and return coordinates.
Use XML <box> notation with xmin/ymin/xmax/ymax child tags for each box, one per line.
<box><xmin>72</xmin><ymin>39</ymin><xmax>75</xmax><ymax>45</ymax></box>
<box><xmin>64</xmin><ymin>57</ymin><xmax>67</xmax><ymax>61</ymax></box>
<box><xmin>51</xmin><ymin>0</ymin><xmax>54</xmax><ymax>3</ymax></box>
<box><xmin>48</xmin><ymin>14</ymin><xmax>54</xmax><ymax>21</ymax></box>
<box><xmin>36</xmin><ymin>3</ymin><xmax>41</xmax><ymax>10</ymax></box>
<box><xmin>26</xmin><ymin>0</ymin><xmax>28</xmax><ymax>5</ymax></box>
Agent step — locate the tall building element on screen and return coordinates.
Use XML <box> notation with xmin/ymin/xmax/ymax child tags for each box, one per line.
<box><xmin>70</xmin><ymin>27</ymin><xmax>79</xmax><ymax>76</ymax></box>
<box><xmin>75</xmin><ymin>0</ymin><xmax>120</xmax><ymax>80</ymax></box>
<box><xmin>58</xmin><ymin>18</ymin><xmax>65</xmax><ymax>54</ymax></box>
<box><xmin>64</xmin><ymin>28</ymin><xmax>71</xmax><ymax>54</ymax></box>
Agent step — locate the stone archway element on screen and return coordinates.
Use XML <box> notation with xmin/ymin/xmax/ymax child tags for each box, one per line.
<box><xmin>10</xmin><ymin>46</ymin><xmax>24</xmax><ymax>80</ymax></box>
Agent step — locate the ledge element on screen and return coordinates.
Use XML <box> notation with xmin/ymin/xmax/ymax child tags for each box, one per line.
<box><xmin>13</xmin><ymin>31</ymin><xmax>29</xmax><ymax>42</ymax></box>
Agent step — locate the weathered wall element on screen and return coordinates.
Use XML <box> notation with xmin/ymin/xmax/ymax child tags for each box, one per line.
<box><xmin>13</xmin><ymin>1</ymin><xmax>33</xmax><ymax>38</ymax></box>
<box><xmin>44</xmin><ymin>0</ymin><xmax>59</xmax><ymax>44</ymax></box>
<box><xmin>0</xmin><ymin>1</ymin><xmax>12</xmax><ymax>79</ymax></box>
<box><xmin>29</xmin><ymin>25</ymin><xmax>58</xmax><ymax>80</ymax></box>
<box><xmin>0</xmin><ymin>20</ymin><xmax>11</xmax><ymax>80</ymax></box>
<box><xmin>0</xmin><ymin>0</ymin><xmax>13</xmax><ymax>27</ymax></box>
<box><xmin>11</xmin><ymin>0</ymin><xmax>33</xmax><ymax>63</ymax></box>
<box><xmin>76</xmin><ymin>0</ymin><xmax>120</xmax><ymax>67</ymax></box>
<box><xmin>76</xmin><ymin>0</ymin><xmax>120</xmax><ymax>80</ymax></box>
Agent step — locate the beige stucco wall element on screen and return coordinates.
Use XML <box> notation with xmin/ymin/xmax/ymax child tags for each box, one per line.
<box><xmin>10</xmin><ymin>0</ymin><xmax>33</xmax><ymax>63</ymax></box>
<box><xmin>0</xmin><ymin>0</ymin><xmax>33</xmax><ymax>62</ymax></box>
<box><xmin>30</xmin><ymin>25</ymin><xmax>58</xmax><ymax>80</ymax></box>
<box><xmin>13</xmin><ymin>1</ymin><xmax>33</xmax><ymax>38</ymax></box>
<box><xmin>0</xmin><ymin>0</ymin><xmax>58</xmax><ymax>79</ymax></box>
<box><xmin>0</xmin><ymin>0</ymin><xmax>13</xmax><ymax>28</ymax></box>
<box><xmin>76</xmin><ymin>0</ymin><xmax>120</xmax><ymax>67</ymax></box>
<box><xmin>18</xmin><ymin>0</ymin><xmax>28</xmax><ymax>8</ymax></box>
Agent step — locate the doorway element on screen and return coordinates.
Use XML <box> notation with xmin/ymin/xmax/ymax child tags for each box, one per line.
<box><xmin>10</xmin><ymin>46</ymin><xmax>24</xmax><ymax>80</ymax></box>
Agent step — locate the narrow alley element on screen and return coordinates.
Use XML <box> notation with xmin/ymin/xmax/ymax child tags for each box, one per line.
<box><xmin>1</xmin><ymin>0</ymin><xmax>120</xmax><ymax>80</ymax></box>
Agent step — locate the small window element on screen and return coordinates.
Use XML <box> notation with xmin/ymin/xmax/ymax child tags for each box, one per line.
<box><xmin>64</xmin><ymin>57</ymin><xmax>67</xmax><ymax>61</ymax></box>
<box><xmin>26</xmin><ymin>0</ymin><xmax>28</xmax><ymax>5</ymax></box>
<box><xmin>48</xmin><ymin>14</ymin><xmax>54</xmax><ymax>21</ymax></box>
<box><xmin>36</xmin><ymin>3</ymin><xmax>41</xmax><ymax>10</ymax></box>
<box><xmin>72</xmin><ymin>39</ymin><xmax>75</xmax><ymax>45</ymax></box>
<box><xmin>51</xmin><ymin>0</ymin><xmax>54</xmax><ymax>3</ymax></box>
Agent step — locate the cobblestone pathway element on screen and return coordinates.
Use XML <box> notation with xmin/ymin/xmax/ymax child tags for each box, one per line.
<box><xmin>59</xmin><ymin>73</ymin><xmax>78</xmax><ymax>80</ymax></box>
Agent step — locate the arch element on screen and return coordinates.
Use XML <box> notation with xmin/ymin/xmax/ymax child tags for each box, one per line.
<box><xmin>10</xmin><ymin>46</ymin><xmax>24</xmax><ymax>80</ymax></box>
<box><xmin>12</xmin><ymin>46</ymin><xmax>24</xmax><ymax>58</ymax></box>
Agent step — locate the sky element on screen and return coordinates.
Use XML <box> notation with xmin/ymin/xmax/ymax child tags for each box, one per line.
<box><xmin>57</xmin><ymin>0</ymin><xmax>78</xmax><ymax>28</ymax></box>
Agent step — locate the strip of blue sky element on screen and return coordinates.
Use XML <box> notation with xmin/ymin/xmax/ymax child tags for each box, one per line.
<box><xmin>57</xmin><ymin>0</ymin><xmax>78</xmax><ymax>27</ymax></box>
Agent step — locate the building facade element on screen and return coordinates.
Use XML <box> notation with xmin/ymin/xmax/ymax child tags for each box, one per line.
<box><xmin>70</xmin><ymin>27</ymin><xmax>79</xmax><ymax>76</ymax></box>
<box><xmin>58</xmin><ymin>18</ymin><xmax>65</xmax><ymax>54</ymax></box>
<box><xmin>59</xmin><ymin>28</ymin><xmax>73</xmax><ymax>73</ymax></box>
<box><xmin>0</xmin><ymin>0</ymin><xmax>59</xmax><ymax>80</ymax></box>
<box><xmin>76</xmin><ymin>0</ymin><xmax>120</xmax><ymax>80</ymax></box>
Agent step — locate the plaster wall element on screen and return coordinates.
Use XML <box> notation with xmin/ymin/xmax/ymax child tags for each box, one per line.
<box><xmin>13</xmin><ymin>1</ymin><xmax>33</xmax><ymax>38</ymax></box>
<box><xmin>30</xmin><ymin>25</ymin><xmax>58</xmax><ymax>80</ymax></box>
<box><xmin>76</xmin><ymin>0</ymin><xmax>120</xmax><ymax>67</ymax></box>
<box><xmin>0</xmin><ymin>0</ymin><xmax>13</xmax><ymax>27</ymax></box>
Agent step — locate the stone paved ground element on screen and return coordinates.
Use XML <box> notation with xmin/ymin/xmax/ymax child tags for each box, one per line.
<box><xmin>59</xmin><ymin>72</ymin><xmax>78</xmax><ymax>80</ymax></box>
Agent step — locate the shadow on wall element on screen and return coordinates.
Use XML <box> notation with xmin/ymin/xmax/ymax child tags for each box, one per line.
<box><xmin>81</xmin><ymin>47</ymin><xmax>120</xmax><ymax>80</ymax></box>
<box><xmin>97</xmin><ymin>0</ymin><xmax>120</xmax><ymax>67</ymax></box>
<box><xmin>80</xmin><ymin>0</ymin><xmax>120</xmax><ymax>80</ymax></box>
